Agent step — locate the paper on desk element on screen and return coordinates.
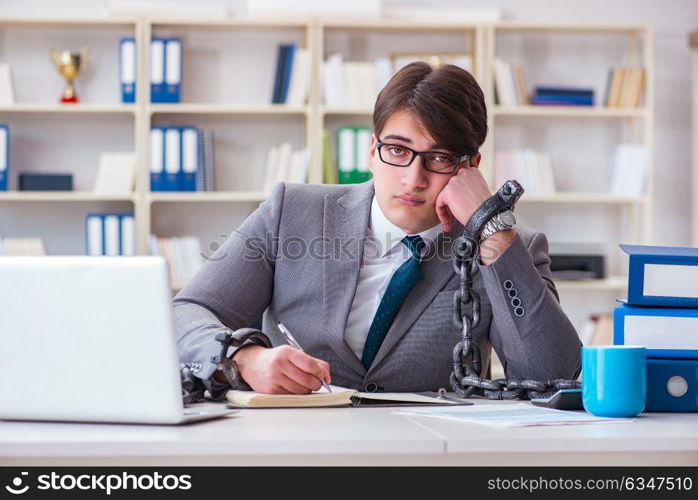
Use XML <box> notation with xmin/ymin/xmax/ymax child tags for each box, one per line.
<box><xmin>394</xmin><ymin>403</ymin><xmax>634</xmax><ymax>427</ymax></box>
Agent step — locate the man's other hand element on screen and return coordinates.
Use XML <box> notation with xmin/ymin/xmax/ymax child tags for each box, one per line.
<box><xmin>230</xmin><ymin>345</ymin><xmax>331</xmax><ymax>394</ymax></box>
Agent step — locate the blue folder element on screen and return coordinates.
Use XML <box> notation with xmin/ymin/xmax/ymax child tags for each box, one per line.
<box><xmin>646</xmin><ymin>358</ymin><xmax>698</xmax><ymax>412</ymax></box>
<box><xmin>614</xmin><ymin>303</ymin><xmax>698</xmax><ymax>359</ymax></box>
<box><xmin>119</xmin><ymin>38</ymin><xmax>136</xmax><ymax>103</ymax></box>
<box><xmin>621</xmin><ymin>243</ymin><xmax>698</xmax><ymax>307</ymax></box>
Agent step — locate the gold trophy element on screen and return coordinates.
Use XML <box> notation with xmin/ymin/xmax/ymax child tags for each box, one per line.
<box><xmin>50</xmin><ymin>48</ymin><xmax>88</xmax><ymax>103</ymax></box>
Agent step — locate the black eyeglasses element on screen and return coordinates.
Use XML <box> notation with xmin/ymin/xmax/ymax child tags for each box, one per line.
<box><xmin>376</xmin><ymin>140</ymin><xmax>472</xmax><ymax>174</ymax></box>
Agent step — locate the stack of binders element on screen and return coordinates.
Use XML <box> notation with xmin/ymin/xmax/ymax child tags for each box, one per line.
<box><xmin>119</xmin><ymin>38</ymin><xmax>182</xmax><ymax>103</ymax></box>
<box><xmin>614</xmin><ymin>244</ymin><xmax>698</xmax><ymax>412</ymax></box>
<box><xmin>85</xmin><ymin>213</ymin><xmax>135</xmax><ymax>256</ymax></box>
<box><xmin>150</xmin><ymin>38</ymin><xmax>181</xmax><ymax>103</ymax></box>
<box><xmin>150</xmin><ymin>127</ymin><xmax>213</xmax><ymax>192</ymax></box>
<box><xmin>337</xmin><ymin>126</ymin><xmax>371</xmax><ymax>184</ymax></box>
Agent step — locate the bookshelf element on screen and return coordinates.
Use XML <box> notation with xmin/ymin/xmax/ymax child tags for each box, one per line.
<box><xmin>0</xmin><ymin>17</ymin><xmax>652</xmax><ymax>327</ymax></box>
<box><xmin>486</xmin><ymin>23</ymin><xmax>652</xmax><ymax>330</ymax></box>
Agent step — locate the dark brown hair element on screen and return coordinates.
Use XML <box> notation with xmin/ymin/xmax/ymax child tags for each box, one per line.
<box><xmin>372</xmin><ymin>62</ymin><xmax>487</xmax><ymax>156</ymax></box>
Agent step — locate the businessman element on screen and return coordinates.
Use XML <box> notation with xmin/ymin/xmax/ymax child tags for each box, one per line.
<box><xmin>174</xmin><ymin>62</ymin><xmax>581</xmax><ymax>397</ymax></box>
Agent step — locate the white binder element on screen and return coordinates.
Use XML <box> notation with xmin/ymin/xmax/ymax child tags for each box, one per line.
<box><xmin>86</xmin><ymin>215</ymin><xmax>103</xmax><ymax>256</ymax></box>
<box><xmin>338</xmin><ymin>127</ymin><xmax>355</xmax><ymax>174</ymax></box>
<box><xmin>181</xmin><ymin>127</ymin><xmax>198</xmax><ymax>191</ymax></box>
<box><xmin>120</xmin><ymin>215</ymin><xmax>136</xmax><ymax>256</ymax></box>
<box><xmin>120</xmin><ymin>38</ymin><xmax>136</xmax><ymax>102</ymax></box>
<box><xmin>164</xmin><ymin>128</ymin><xmax>181</xmax><ymax>191</ymax></box>
<box><xmin>150</xmin><ymin>39</ymin><xmax>165</xmax><ymax>101</ymax></box>
<box><xmin>150</xmin><ymin>128</ymin><xmax>165</xmax><ymax>190</ymax></box>
<box><xmin>104</xmin><ymin>215</ymin><xmax>121</xmax><ymax>256</ymax></box>
<box><xmin>356</xmin><ymin>128</ymin><xmax>371</xmax><ymax>174</ymax></box>
<box><xmin>164</xmin><ymin>38</ymin><xmax>182</xmax><ymax>102</ymax></box>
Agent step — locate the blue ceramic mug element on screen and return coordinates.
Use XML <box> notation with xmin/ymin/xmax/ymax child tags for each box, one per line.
<box><xmin>582</xmin><ymin>345</ymin><xmax>647</xmax><ymax>418</ymax></box>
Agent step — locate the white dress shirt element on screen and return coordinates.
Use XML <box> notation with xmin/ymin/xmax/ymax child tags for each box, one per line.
<box><xmin>343</xmin><ymin>196</ymin><xmax>442</xmax><ymax>360</ymax></box>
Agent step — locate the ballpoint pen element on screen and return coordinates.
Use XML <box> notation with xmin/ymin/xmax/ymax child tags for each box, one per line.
<box><xmin>277</xmin><ymin>322</ymin><xmax>332</xmax><ymax>393</ymax></box>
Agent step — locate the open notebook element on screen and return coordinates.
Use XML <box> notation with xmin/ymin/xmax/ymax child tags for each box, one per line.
<box><xmin>224</xmin><ymin>386</ymin><xmax>472</xmax><ymax>408</ymax></box>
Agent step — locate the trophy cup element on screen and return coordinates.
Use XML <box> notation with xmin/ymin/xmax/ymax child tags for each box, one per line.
<box><xmin>50</xmin><ymin>48</ymin><xmax>88</xmax><ymax>103</ymax></box>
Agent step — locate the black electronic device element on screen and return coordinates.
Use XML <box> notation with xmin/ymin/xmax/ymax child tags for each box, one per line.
<box><xmin>530</xmin><ymin>388</ymin><xmax>584</xmax><ymax>411</ymax></box>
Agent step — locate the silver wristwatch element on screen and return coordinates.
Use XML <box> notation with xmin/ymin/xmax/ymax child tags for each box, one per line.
<box><xmin>479</xmin><ymin>209</ymin><xmax>516</xmax><ymax>242</ymax></box>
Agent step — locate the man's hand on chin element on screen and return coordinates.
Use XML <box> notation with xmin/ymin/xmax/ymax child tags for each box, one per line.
<box><xmin>434</xmin><ymin>166</ymin><xmax>517</xmax><ymax>265</ymax></box>
<box><xmin>434</xmin><ymin>166</ymin><xmax>492</xmax><ymax>233</ymax></box>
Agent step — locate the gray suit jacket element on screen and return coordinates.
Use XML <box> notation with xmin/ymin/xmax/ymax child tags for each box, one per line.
<box><xmin>174</xmin><ymin>180</ymin><xmax>581</xmax><ymax>393</ymax></box>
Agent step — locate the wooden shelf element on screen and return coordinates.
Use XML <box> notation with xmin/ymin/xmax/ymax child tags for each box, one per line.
<box><xmin>0</xmin><ymin>103</ymin><xmax>137</xmax><ymax>114</ymax></box>
<box><xmin>493</xmin><ymin>22</ymin><xmax>648</xmax><ymax>33</ymax></box>
<box><xmin>320</xmin><ymin>19</ymin><xmax>479</xmax><ymax>30</ymax></box>
<box><xmin>150</xmin><ymin>18</ymin><xmax>310</xmax><ymax>29</ymax></box>
<box><xmin>321</xmin><ymin>106</ymin><xmax>374</xmax><ymax>116</ymax></box>
<box><xmin>554</xmin><ymin>276</ymin><xmax>628</xmax><ymax>291</ymax></box>
<box><xmin>148</xmin><ymin>104</ymin><xmax>309</xmax><ymax>115</ymax></box>
<box><xmin>0</xmin><ymin>192</ymin><xmax>136</xmax><ymax>202</ymax></box>
<box><xmin>148</xmin><ymin>191</ymin><xmax>268</xmax><ymax>203</ymax></box>
<box><xmin>519</xmin><ymin>193</ymin><xmax>646</xmax><ymax>204</ymax></box>
<box><xmin>0</xmin><ymin>18</ymin><xmax>137</xmax><ymax>28</ymax></box>
<box><xmin>493</xmin><ymin>105</ymin><xmax>648</xmax><ymax>118</ymax></box>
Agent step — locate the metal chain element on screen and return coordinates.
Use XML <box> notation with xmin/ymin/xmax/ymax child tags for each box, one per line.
<box><xmin>449</xmin><ymin>180</ymin><xmax>581</xmax><ymax>400</ymax></box>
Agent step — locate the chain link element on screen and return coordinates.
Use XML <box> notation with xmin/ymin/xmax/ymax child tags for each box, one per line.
<box><xmin>449</xmin><ymin>181</ymin><xmax>581</xmax><ymax>400</ymax></box>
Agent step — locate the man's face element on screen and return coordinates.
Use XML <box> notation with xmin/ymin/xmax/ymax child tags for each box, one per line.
<box><xmin>368</xmin><ymin>109</ymin><xmax>466</xmax><ymax>234</ymax></box>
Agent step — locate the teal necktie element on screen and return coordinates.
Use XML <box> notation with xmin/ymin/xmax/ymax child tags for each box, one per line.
<box><xmin>361</xmin><ymin>235</ymin><xmax>425</xmax><ymax>369</ymax></box>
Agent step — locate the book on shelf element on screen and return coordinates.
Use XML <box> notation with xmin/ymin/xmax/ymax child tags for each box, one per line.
<box><xmin>285</xmin><ymin>46</ymin><xmax>310</xmax><ymax>107</ymax></box>
<box><xmin>322</xmin><ymin>129</ymin><xmax>338</xmax><ymax>184</ymax></box>
<box><xmin>272</xmin><ymin>44</ymin><xmax>290</xmax><ymax>104</ymax></box>
<box><xmin>270</xmin><ymin>43</ymin><xmax>310</xmax><ymax>106</ymax></box>
<box><xmin>493</xmin><ymin>59</ymin><xmax>528</xmax><ymax>106</ymax></box>
<box><xmin>604</xmin><ymin>67</ymin><xmax>645</xmax><ymax>108</ymax></box>
<box><xmin>494</xmin><ymin>149</ymin><xmax>555</xmax><ymax>194</ymax></box>
<box><xmin>225</xmin><ymin>385</ymin><xmax>470</xmax><ymax>408</ymax></box>
<box><xmin>93</xmin><ymin>152</ymin><xmax>136</xmax><ymax>195</ymax></box>
<box><xmin>608</xmin><ymin>143</ymin><xmax>646</xmax><ymax>196</ymax></box>
<box><xmin>85</xmin><ymin>213</ymin><xmax>135</xmax><ymax>257</ymax></box>
<box><xmin>322</xmin><ymin>53</ymin><xmax>392</xmax><ymax>108</ymax></box>
<box><xmin>149</xmin><ymin>235</ymin><xmax>203</xmax><ymax>288</ymax></box>
<box><xmin>262</xmin><ymin>142</ymin><xmax>310</xmax><ymax>194</ymax></box>
<box><xmin>0</xmin><ymin>237</ymin><xmax>46</xmax><ymax>256</ymax></box>
<box><xmin>336</xmin><ymin>126</ymin><xmax>372</xmax><ymax>184</ymax></box>
<box><xmin>531</xmin><ymin>86</ymin><xmax>594</xmax><ymax>106</ymax></box>
<box><xmin>0</xmin><ymin>124</ymin><xmax>7</xmax><ymax>191</ymax></box>
<box><xmin>19</xmin><ymin>173</ymin><xmax>72</xmax><ymax>191</ymax></box>
<box><xmin>0</xmin><ymin>63</ymin><xmax>15</xmax><ymax>105</ymax></box>
<box><xmin>150</xmin><ymin>126</ymin><xmax>214</xmax><ymax>192</ymax></box>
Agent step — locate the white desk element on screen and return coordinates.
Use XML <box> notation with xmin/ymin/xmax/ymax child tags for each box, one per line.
<box><xmin>1</xmin><ymin>400</ymin><xmax>697</xmax><ymax>466</ymax></box>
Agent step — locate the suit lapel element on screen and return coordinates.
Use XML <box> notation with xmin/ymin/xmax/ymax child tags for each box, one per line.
<box><xmin>322</xmin><ymin>181</ymin><xmax>374</xmax><ymax>377</ymax></box>
<box><xmin>367</xmin><ymin>221</ymin><xmax>464</xmax><ymax>373</ymax></box>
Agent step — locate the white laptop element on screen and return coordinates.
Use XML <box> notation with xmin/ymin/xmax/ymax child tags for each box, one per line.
<box><xmin>0</xmin><ymin>256</ymin><xmax>235</xmax><ymax>424</ymax></box>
